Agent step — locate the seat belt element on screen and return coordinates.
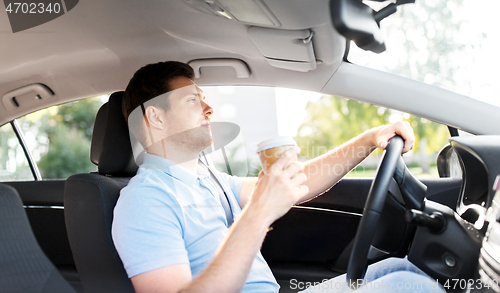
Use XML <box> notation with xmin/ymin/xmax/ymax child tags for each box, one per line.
<box><xmin>198</xmin><ymin>160</ymin><xmax>234</xmax><ymax>227</ymax></box>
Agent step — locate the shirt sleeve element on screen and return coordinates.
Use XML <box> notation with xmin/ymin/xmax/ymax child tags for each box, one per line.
<box><xmin>112</xmin><ymin>183</ymin><xmax>188</xmax><ymax>278</ymax></box>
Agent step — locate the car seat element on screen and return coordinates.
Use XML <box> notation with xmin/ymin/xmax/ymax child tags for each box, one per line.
<box><xmin>64</xmin><ymin>92</ymin><xmax>137</xmax><ymax>293</ymax></box>
<box><xmin>0</xmin><ymin>183</ymin><xmax>77</xmax><ymax>293</ymax></box>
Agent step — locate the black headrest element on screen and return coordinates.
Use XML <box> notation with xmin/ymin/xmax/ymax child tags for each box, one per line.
<box><xmin>90</xmin><ymin>92</ymin><xmax>138</xmax><ymax>176</ymax></box>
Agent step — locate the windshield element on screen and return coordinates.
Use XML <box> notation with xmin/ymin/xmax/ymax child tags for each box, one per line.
<box><xmin>348</xmin><ymin>0</ymin><xmax>500</xmax><ymax>107</ymax></box>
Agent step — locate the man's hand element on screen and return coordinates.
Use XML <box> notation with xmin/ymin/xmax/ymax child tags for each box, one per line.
<box><xmin>247</xmin><ymin>146</ymin><xmax>309</xmax><ymax>225</ymax></box>
<box><xmin>369</xmin><ymin>121</ymin><xmax>415</xmax><ymax>154</ymax></box>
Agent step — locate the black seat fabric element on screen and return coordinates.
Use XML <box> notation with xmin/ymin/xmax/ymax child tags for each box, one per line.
<box><xmin>64</xmin><ymin>92</ymin><xmax>137</xmax><ymax>293</ymax></box>
<box><xmin>0</xmin><ymin>184</ymin><xmax>77</xmax><ymax>293</ymax></box>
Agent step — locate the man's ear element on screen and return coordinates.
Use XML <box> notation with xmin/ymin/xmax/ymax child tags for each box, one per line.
<box><xmin>145</xmin><ymin>106</ymin><xmax>165</xmax><ymax>130</ymax></box>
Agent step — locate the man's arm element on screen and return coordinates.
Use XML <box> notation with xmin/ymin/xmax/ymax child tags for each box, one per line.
<box><xmin>131</xmin><ymin>147</ymin><xmax>308</xmax><ymax>293</ymax></box>
<box><xmin>238</xmin><ymin>121</ymin><xmax>415</xmax><ymax>208</ymax></box>
<box><xmin>298</xmin><ymin>121</ymin><xmax>414</xmax><ymax>203</ymax></box>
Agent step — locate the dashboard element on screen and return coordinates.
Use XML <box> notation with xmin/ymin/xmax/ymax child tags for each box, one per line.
<box><xmin>406</xmin><ymin>135</ymin><xmax>500</xmax><ymax>285</ymax></box>
<box><xmin>450</xmin><ymin>136</ymin><xmax>500</xmax><ymax>292</ymax></box>
<box><xmin>450</xmin><ymin>136</ymin><xmax>500</xmax><ymax>228</ymax></box>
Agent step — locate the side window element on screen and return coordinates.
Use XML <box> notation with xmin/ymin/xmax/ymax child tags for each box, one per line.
<box><xmin>0</xmin><ymin>123</ymin><xmax>34</xmax><ymax>181</ymax></box>
<box><xmin>202</xmin><ymin>86</ymin><xmax>449</xmax><ymax>178</ymax></box>
<box><xmin>17</xmin><ymin>96</ymin><xmax>107</xmax><ymax>179</ymax></box>
<box><xmin>292</xmin><ymin>95</ymin><xmax>450</xmax><ymax>178</ymax></box>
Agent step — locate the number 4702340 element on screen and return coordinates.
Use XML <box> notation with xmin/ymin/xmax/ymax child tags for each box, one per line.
<box><xmin>5</xmin><ymin>2</ymin><xmax>61</xmax><ymax>14</ymax></box>
<box><xmin>443</xmin><ymin>278</ymin><xmax>499</xmax><ymax>290</ymax></box>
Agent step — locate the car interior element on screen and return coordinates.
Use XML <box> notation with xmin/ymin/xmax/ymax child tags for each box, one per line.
<box><xmin>1</xmin><ymin>0</ymin><xmax>500</xmax><ymax>292</ymax></box>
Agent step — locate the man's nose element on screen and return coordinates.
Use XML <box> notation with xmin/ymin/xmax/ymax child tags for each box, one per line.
<box><xmin>202</xmin><ymin>100</ymin><xmax>214</xmax><ymax>117</ymax></box>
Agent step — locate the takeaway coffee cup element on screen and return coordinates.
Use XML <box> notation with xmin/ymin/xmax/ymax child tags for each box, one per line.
<box><xmin>257</xmin><ymin>136</ymin><xmax>298</xmax><ymax>173</ymax></box>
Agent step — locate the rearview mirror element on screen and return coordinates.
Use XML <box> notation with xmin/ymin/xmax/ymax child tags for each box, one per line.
<box><xmin>330</xmin><ymin>0</ymin><xmax>415</xmax><ymax>53</ymax></box>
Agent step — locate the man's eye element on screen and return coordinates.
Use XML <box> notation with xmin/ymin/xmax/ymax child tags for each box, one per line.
<box><xmin>189</xmin><ymin>98</ymin><xmax>197</xmax><ymax>103</ymax></box>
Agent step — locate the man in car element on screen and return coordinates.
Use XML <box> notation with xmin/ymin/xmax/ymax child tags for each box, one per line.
<box><xmin>112</xmin><ymin>61</ymin><xmax>443</xmax><ymax>293</ymax></box>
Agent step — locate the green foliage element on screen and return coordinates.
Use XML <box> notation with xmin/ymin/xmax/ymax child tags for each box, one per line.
<box><xmin>387</xmin><ymin>0</ymin><xmax>476</xmax><ymax>94</ymax></box>
<box><xmin>19</xmin><ymin>96</ymin><xmax>104</xmax><ymax>179</ymax></box>
<box><xmin>42</xmin><ymin>98</ymin><xmax>102</xmax><ymax>140</ymax></box>
<box><xmin>295</xmin><ymin>96</ymin><xmax>390</xmax><ymax>158</ymax></box>
<box><xmin>37</xmin><ymin>124</ymin><xmax>96</xmax><ymax>178</ymax></box>
<box><xmin>294</xmin><ymin>95</ymin><xmax>449</xmax><ymax>164</ymax></box>
<box><xmin>406</xmin><ymin>116</ymin><xmax>449</xmax><ymax>155</ymax></box>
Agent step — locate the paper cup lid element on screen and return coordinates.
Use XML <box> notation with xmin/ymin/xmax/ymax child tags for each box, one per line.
<box><xmin>256</xmin><ymin>136</ymin><xmax>297</xmax><ymax>153</ymax></box>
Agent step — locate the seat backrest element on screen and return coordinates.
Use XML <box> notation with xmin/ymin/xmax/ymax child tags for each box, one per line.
<box><xmin>0</xmin><ymin>183</ymin><xmax>77</xmax><ymax>293</ymax></box>
<box><xmin>64</xmin><ymin>92</ymin><xmax>138</xmax><ymax>293</ymax></box>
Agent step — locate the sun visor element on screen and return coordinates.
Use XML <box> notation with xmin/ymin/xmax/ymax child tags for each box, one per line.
<box><xmin>248</xmin><ymin>27</ymin><xmax>317</xmax><ymax>72</ymax></box>
<box><xmin>181</xmin><ymin>0</ymin><xmax>281</xmax><ymax>26</ymax></box>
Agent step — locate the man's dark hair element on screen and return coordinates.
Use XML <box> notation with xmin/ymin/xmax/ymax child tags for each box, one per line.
<box><xmin>122</xmin><ymin>61</ymin><xmax>195</xmax><ymax>123</ymax></box>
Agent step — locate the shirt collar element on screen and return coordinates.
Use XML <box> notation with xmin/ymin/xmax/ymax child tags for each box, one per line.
<box><xmin>141</xmin><ymin>153</ymin><xmax>206</xmax><ymax>185</ymax></box>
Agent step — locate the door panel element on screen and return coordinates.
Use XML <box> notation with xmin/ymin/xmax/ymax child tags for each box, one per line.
<box><xmin>8</xmin><ymin>180</ymin><xmax>65</xmax><ymax>205</ymax></box>
<box><xmin>6</xmin><ymin>180</ymin><xmax>73</xmax><ymax>266</ymax></box>
<box><xmin>263</xmin><ymin>177</ymin><xmax>462</xmax><ymax>292</ymax></box>
<box><xmin>4</xmin><ymin>180</ymin><xmax>82</xmax><ymax>292</ymax></box>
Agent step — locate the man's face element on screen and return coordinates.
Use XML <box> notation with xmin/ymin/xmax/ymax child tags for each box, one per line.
<box><xmin>156</xmin><ymin>77</ymin><xmax>214</xmax><ymax>152</ymax></box>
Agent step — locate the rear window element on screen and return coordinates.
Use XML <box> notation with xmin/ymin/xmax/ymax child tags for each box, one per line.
<box><xmin>17</xmin><ymin>95</ymin><xmax>108</xmax><ymax>179</ymax></box>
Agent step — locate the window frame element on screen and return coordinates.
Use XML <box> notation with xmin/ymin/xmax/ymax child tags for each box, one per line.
<box><xmin>9</xmin><ymin>119</ymin><xmax>41</xmax><ymax>181</ymax></box>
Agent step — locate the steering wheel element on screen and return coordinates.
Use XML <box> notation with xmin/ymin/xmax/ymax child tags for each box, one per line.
<box><xmin>346</xmin><ymin>135</ymin><xmax>405</xmax><ymax>283</ymax></box>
